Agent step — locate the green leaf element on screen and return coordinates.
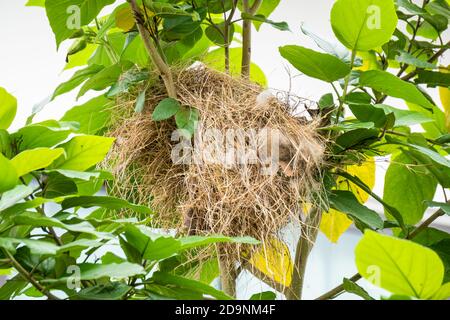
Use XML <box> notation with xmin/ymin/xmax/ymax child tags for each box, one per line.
<box><xmin>375</xmin><ymin>104</ymin><xmax>433</xmax><ymax>127</ymax></box>
<box><xmin>355</xmin><ymin>230</ymin><xmax>444</xmax><ymax>299</ymax></box>
<box><xmin>432</xmin><ymin>282</ymin><xmax>450</xmax><ymax>300</ymax></box>
<box><xmin>107</xmin><ymin>69</ymin><xmax>149</xmax><ymax>97</ymax></box>
<box><xmin>0</xmin><ymin>185</ymin><xmax>34</xmax><ymax>211</ymax></box>
<box><xmin>416</xmin><ymin>70</ymin><xmax>450</xmax><ymax>88</ymax></box>
<box><xmin>386</xmin><ymin>136</ymin><xmax>450</xmax><ymax>168</ymax></box>
<box><xmin>348</xmin><ymin>104</ymin><xmax>387</xmax><ymax>128</ymax></box>
<box><xmin>11</xmin><ymin>148</ymin><xmax>64</xmax><ymax>177</ymax></box>
<box><xmin>329</xmin><ymin>190</ymin><xmax>384</xmax><ymax>229</ymax></box>
<box><xmin>383</xmin><ymin>153</ymin><xmax>437</xmax><ymax>224</ymax></box>
<box><xmin>50</xmin><ymin>262</ymin><xmax>145</xmax><ymax>282</ymax></box>
<box><xmin>56</xmin><ymin>135</ymin><xmax>115</xmax><ymax>171</ymax></box>
<box><xmin>331</xmin><ymin>0</ymin><xmax>398</xmax><ymax>51</ymax></box>
<box><xmin>0</xmin><ymin>277</ymin><xmax>28</xmax><ymax>300</ymax></box>
<box><xmin>0</xmin><ymin>238</ymin><xmax>59</xmax><ymax>255</ymax></box>
<box><xmin>300</xmin><ymin>23</ymin><xmax>350</xmax><ymax>61</ymax></box>
<box><xmin>151</xmin><ymin>271</ymin><xmax>233</xmax><ymax>300</ymax></box>
<box><xmin>53</xmin><ymin>65</ymin><xmax>104</xmax><ymax>99</ymax></box>
<box><xmin>46</xmin><ymin>169</ymin><xmax>108</xmax><ymax>181</ymax></box>
<box><xmin>134</xmin><ymin>90</ymin><xmax>147</xmax><ymax>113</ymax></box>
<box><xmin>121</xmin><ymin>35</ymin><xmax>150</xmax><ymax>67</ymax></box>
<box><xmin>76</xmin><ymin>282</ymin><xmax>131</xmax><ymax>300</ymax></box>
<box><xmin>205</xmin><ymin>22</ymin><xmax>235</xmax><ymax>46</ymax></box>
<box><xmin>12</xmin><ymin>121</ymin><xmax>74</xmax><ymax>151</ymax></box>
<box><xmin>250</xmin><ymin>291</ymin><xmax>277</xmax><ymax>300</ymax></box>
<box><xmin>89</xmin><ymin>33</ymin><xmax>127</xmax><ymax>67</ymax></box>
<box><xmin>396</xmin><ymin>0</ymin><xmax>427</xmax><ymax>15</ymax></box>
<box><xmin>395</xmin><ymin>51</ymin><xmax>437</xmax><ymax>69</ymax></box>
<box><xmin>152</xmin><ymin>98</ymin><xmax>181</xmax><ymax>121</ymax></box>
<box><xmin>335</xmin><ymin>170</ymin><xmax>406</xmax><ymax>230</ymax></box>
<box><xmin>179</xmin><ymin>235</ymin><xmax>259</xmax><ymax>250</ymax></box>
<box><xmin>143</xmin><ymin>1</ymin><xmax>200</xmax><ymax>20</ymax></box>
<box><xmin>61</xmin><ymin>196</ymin><xmax>152</xmax><ymax>214</ymax></box>
<box><xmin>77</xmin><ymin>63</ymin><xmax>123</xmax><ymax>98</ymax></box>
<box><xmin>426</xmin><ymin>201</ymin><xmax>450</xmax><ymax>215</ymax></box>
<box><xmin>124</xmin><ymin>225</ymin><xmax>180</xmax><ymax>261</ymax></box>
<box><xmin>359</xmin><ymin>70</ymin><xmax>436</xmax><ymax>110</ymax></box>
<box><xmin>241</xmin><ymin>13</ymin><xmax>289</xmax><ymax>31</ymax></box>
<box><xmin>0</xmin><ymin>87</ymin><xmax>17</xmax><ymax>130</ymax></box>
<box><xmin>334</xmin><ymin>128</ymin><xmax>379</xmax><ymax>152</ymax></box>
<box><xmin>279</xmin><ymin>45</ymin><xmax>351</xmax><ymax>82</ymax></box>
<box><xmin>343</xmin><ymin>278</ymin><xmax>374</xmax><ymax>300</ymax></box>
<box><xmin>430</xmin><ymin>239</ymin><xmax>450</xmax><ymax>284</ymax></box>
<box><xmin>61</xmin><ymin>95</ymin><xmax>112</xmax><ymax>134</ymax></box>
<box><xmin>253</xmin><ymin>0</ymin><xmax>280</xmax><ymax>30</ymax></box>
<box><xmin>0</xmin><ymin>154</ymin><xmax>18</xmax><ymax>193</ymax></box>
<box><xmin>13</xmin><ymin>212</ymin><xmax>105</xmax><ymax>237</ymax></box>
<box><xmin>319</xmin><ymin>93</ymin><xmax>335</xmax><ymax>109</ymax></box>
<box><xmin>175</xmin><ymin>107</ymin><xmax>199</xmax><ymax>137</ymax></box>
<box><xmin>65</xmin><ymin>43</ymin><xmax>98</xmax><ymax>70</ymax></box>
<box><xmin>41</xmin><ymin>172</ymin><xmax>78</xmax><ymax>198</ymax></box>
<box><xmin>45</xmin><ymin>0</ymin><xmax>116</xmax><ymax>47</ymax></box>
<box><xmin>406</xmin><ymin>103</ymin><xmax>447</xmax><ymax>139</ymax></box>
<box><xmin>26</xmin><ymin>0</ymin><xmax>45</xmax><ymax>6</ymax></box>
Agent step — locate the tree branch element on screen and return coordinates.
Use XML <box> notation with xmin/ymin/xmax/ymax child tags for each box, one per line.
<box><xmin>285</xmin><ymin>207</ymin><xmax>322</xmax><ymax>300</ymax></box>
<box><xmin>128</xmin><ymin>0</ymin><xmax>177</xmax><ymax>98</ymax></box>
<box><xmin>241</xmin><ymin>0</ymin><xmax>262</xmax><ymax>78</ymax></box>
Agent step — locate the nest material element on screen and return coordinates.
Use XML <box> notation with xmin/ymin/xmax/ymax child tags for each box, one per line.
<box><xmin>105</xmin><ymin>66</ymin><xmax>325</xmax><ymax>243</ymax></box>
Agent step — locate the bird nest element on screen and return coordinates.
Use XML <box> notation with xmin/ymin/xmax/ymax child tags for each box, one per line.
<box><xmin>104</xmin><ymin>66</ymin><xmax>326</xmax><ymax>246</ymax></box>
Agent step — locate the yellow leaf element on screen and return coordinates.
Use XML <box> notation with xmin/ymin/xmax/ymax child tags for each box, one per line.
<box><xmin>439</xmin><ymin>65</ymin><xmax>450</xmax><ymax>131</ymax></box>
<box><xmin>355</xmin><ymin>51</ymin><xmax>380</xmax><ymax>71</ymax></box>
<box><xmin>320</xmin><ymin>159</ymin><xmax>376</xmax><ymax>243</ymax></box>
<box><xmin>336</xmin><ymin>159</ymin><xmax>376</xmax><ymax>204</ymax></box>
<box><xmin>320</xmin><ymin>209</ymin><xmax>353</xmax><ymax>243</ymax></box>
<box><xmin>248</xmin><ymin>238</ymin><xmax>293</xmax><ymax>287</ymax></box>
<box><xmin>115</xmin><ymin>7</ymin><xmax>135</xmax><ymax>31</ymax></box>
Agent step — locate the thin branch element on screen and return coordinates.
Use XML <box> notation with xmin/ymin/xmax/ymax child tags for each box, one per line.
<box><xmin>128</xmin><ymin>0</ymin><xmax>177</xmax><ymax>98</ymax></box>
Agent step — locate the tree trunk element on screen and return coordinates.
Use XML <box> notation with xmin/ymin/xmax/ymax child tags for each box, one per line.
<box><xmin>285</xmin><ymin>207</ymin><xmax>322</xmax><ymax>300</ymax></box>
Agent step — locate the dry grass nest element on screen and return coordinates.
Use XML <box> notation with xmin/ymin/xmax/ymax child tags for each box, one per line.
<box><xmin>104</xmin><ymin>66</ymin><xmax>326</xmax><ymax>245</ymax></box>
